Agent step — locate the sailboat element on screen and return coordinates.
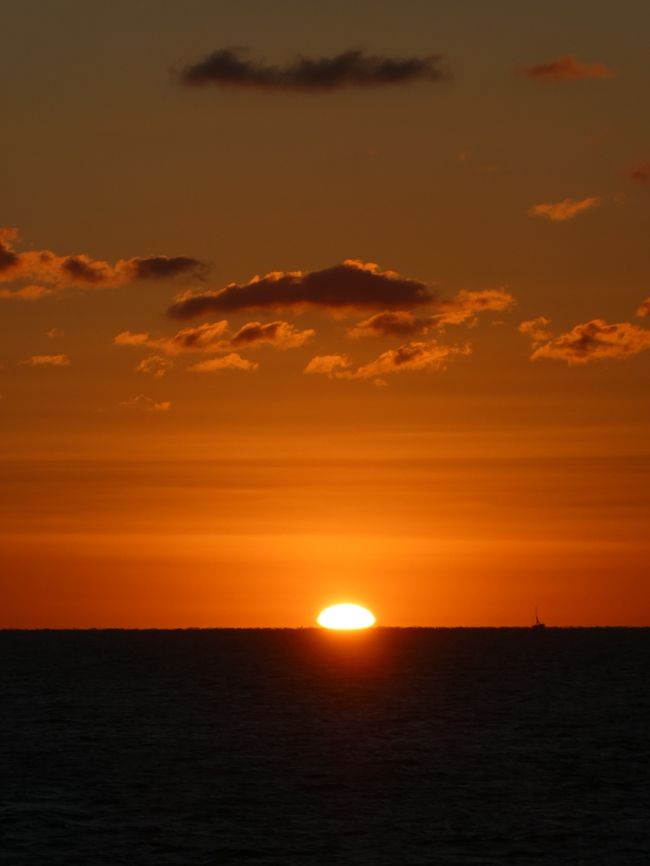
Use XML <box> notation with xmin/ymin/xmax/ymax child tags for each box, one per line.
<box><xmin>532</xmin><ymin>607</ymin><xmax>546</xmax><ymax>630</ymax></box>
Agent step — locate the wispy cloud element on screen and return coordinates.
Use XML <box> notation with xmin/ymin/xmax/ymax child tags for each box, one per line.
<box><xmin>18</xmin><ymin>354</ymin><xmax>70</xmax><ymax>367</ymax></box>
<box><xmin>118</xmin><ymin>395</ymin><xmax>171</xmax><ymax>412</ymax></box>
<box><xmin>520</xmin><ymin>55</ymin><xmax>614</xmax><ymax>82</ymax></box>
<box><xmin>521</xmin><ymin>318</ymin><xmax>650</xmax><ymax>364</ymax></box>
<box><xmin>179</xmin><ymin>48</ymin><xmax>450</xmax><ymax>91</ymax></box>
<box><xmin>527</xmin><ymin>197</ymin><xmax>600</xmax><ymax>222</ymax></box>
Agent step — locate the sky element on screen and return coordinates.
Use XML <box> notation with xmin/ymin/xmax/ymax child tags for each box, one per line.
<box><xmin>1</xmin><ymin>0</ymin><xmax>649</xmax><ymax>627</ymax></box>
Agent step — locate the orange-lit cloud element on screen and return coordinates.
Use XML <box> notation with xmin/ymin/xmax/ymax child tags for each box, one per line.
<box><xmin>46</xmin><ymin>328</ymin><xmax>64</xmax><ymax>338</ymax></box>
<box><xmin>306</xmin><ymin>339</ymin><xmax>469</xmax><ymax>382</ymax></box>
<box><xmin>118</xmin><ymin>395</ymin><xmax>171</xmax><ymax>412</ymax></box>
<box><xmin>523</xmin><ymin>318</ymin><xmax>650</xmax><ymax>364</ymax></box>
<box><xmin>0</xmin><ymin>284</ymin><xmax>53</xmax><ymax>301</ymax></box>
<box><xmin>18</xmin><ymin>354</ymin><xmax>70</xmax><ymax>367</ymax></box>
<box><xmin>167</xmin><ymin>260</ymin><xmax>436</xmax><ymax>319</ymax></box>
<box><xmin>519</xmin><ymin>317</ymin><xmax>553</xmax><ymax>344</ymax></box>
<box><xmin>114</xmin><ymin>321</ymin><xmax>229</xmax><ymax>355</ymax></box>
<box><xmin>521</xmin><ymin>55</ymin><xmax>614</xmax><ymax>81</ymax></box>
<box><xmin>187</xmin><ymin>354</ymin><xmax>258</xmax><ymax>373</ymax></box>
<box><xmin>230</xmin><ymin>320</ymin><xmax>314</xmax><ymax>350</ymax></box>
<box><xmin>347</xmin><ymin>289</ymin><xmax>514</xmax><ymax>338</ymax></box>
<box><xmin>348</xmin><ymin>340</ymin><xmax>470</xmax><ymax>379</ymax></box>
<box><xmin>135</xmin><ymin>355</ymin><xmax>174</xmax><ymax>378</ymax></box>
<box><xmin>527</xmin><ymin>197</ymin><xmax>600</xmax><ymax>222</ymax></box>
<box><xmin>0</xmin><ymin>227</ymin><xmax>205</xmax><ymax>298</ymax></box>
<box><xmin>637</xmin><ymin>298</ymin><xmax>650</xmax><ymax>317</ymax></box>
<box><xmin>114</xmin><ymin>320</ymin><xmax>313</xmax><ymax>356</ymax></box>
<box><xmin>179</xmin><ymin>48</ymin><xmax>450</xmax><ymax>91</ymax></box>
<box><xmin>304</xmin><ymin>354</ymin><xmax>351</xmax><ymax>377</ymax></box>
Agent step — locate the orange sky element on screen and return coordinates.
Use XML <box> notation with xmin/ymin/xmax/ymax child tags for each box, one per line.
<box><xmin>1</xmin><ymin>0</ymin><xmax>650</xmax><ymax>626</ymax></box>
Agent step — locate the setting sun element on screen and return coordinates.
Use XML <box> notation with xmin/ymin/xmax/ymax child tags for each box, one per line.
<box><xmin>317</xmin><ymin>603</ymin><xmax>376</xmax><ymax>630</ymax></box>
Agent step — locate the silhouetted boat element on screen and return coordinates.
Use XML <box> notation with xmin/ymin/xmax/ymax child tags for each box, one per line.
<box><xmin>532</xmin><ymin>608</ymin><xmax>546</xmax><ymax>630</ymax></box>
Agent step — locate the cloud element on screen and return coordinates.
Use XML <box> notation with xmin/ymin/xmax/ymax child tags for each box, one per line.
<box><xmin>304</xmin><ymin>354</ymin><xmax>351</xmax><ymax>377</ymax></box>
<box><xmin>348</xmin><ymin>289</ymin><xmax>514</xmax><ymax>338</ymax></box>
<box><xmin>0</xmin><ymin>227</ymin><xmax>205</xmax><ymax>299</ymax></box>
<box><xmin>230</xmin><ymin>320</ymin><xmax>314</xmax><ymax>350</ymax></box>
<box><xmin>179</xmin><ymin>48</ymin><xmax>450</xmax><ymax>91</ymax></box>
<box><xmin>0</xmin><ymin>285</ymin><xmax>53</xmax><ymax>301</ymax></box>
<box><xmin>628</xmin><ymin>162</ymin><xmax>650</xmax><ymax>183</ymax></box>
<box><xmin>348</xmin><ymin>310</ymin><xmax>423</xmax><ymax>339</ymax></box>
<box><xmin>636</xmin><ymin>298</ymin><xmax>650</xmax><ymax>317</ymax></box>
<box><xmin>46</xmin><ymin>327</ymin><xmax>64</xmax><ymax>338</ymax></box>
<box><xmin>520</xmin><ymin>55</ymin><xmax>614</xmax><ymax>81</ymax></box>
<box><xmin>187</xmin><ymin>354</ymin><xmax>258</xmax><ymax>373</ymax></box>
<box><xmin>113</xmin><ymin>331</ymin><xmax>153</xmax><ymax>348</ymax></box>
<box><xmin>348</xmin><ymin>340</ymin><xmax>470</xmax><ymax>379</ymax></box>
<box><xmin>527</xmin><ymin>197</ymin><xmax>600</xmax><ymax>222</ymax></box>
<box><xmin>167</xmin><ymin>260</ymin><xmax>436</xmax><ymax>319</ymax></box>
<box><xmin>135</xmin><ymin>355</ymin><xmax>174</xmax><ymax>378</ymax></box>
<box><xmin>114</xmin><ymin>319</ymin><xmax>312</xmax><ymax>356</ymax></box>
<box><xmin>115</xmin><ymin>321</ymin><xmax>231</xmax><ymax>355</ymax></box>
<box><xmin>519</xmin><ymin>317</ymin><xmax>553</xmax><ymax>344</ymax></box>
<box><xmin>523</xmin><ymin>318</ymin><xmax>650</xmax><ymax>364</ymax></box>
<box><xmin>118</xmin><ymin>395</ymin><xmax>171</xmax><ymax>412</ymax></box>
<box><xmin>0</xmin><ymin>227</ymin><xmax>20</xmax><ymax>273</ymax></box>
<box><xmin>128</xmin><ymin>256</ymin><xmax>207</xmax><ymax>280</ymax></box>
<box><xmin>18</xmin><ymin>354</ymin><xmax>71</xmax><ymax>367</ymax></box>
<box><xmin>305</xmin><ymin>339</ymin><xmax>469</xmax><ymax>381</ymax></box>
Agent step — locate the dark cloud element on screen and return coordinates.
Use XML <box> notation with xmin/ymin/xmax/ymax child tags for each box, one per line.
<box><xmin>179</xmin><ymin>48</ymin><xmax>450</xmax><ymax>91</ymax></box>
<box><xmin>520</xmin><ymin>55</ymin><xmax>614</xmax><ymax>82</ymax></box>
<box><xmin>60</xmin><ymin>256</ymin><xmax>113</xmax><ymax>284</ymax></box>
<box><xmin>523</xmin><ymin>318</ymin><xmax>650</xmax><ymax>364</ymax></box>
<box><xmin>167</xmin><ymin>260</ymin><xmax>436</xmax><ymax>319</ymax></box>
<box><xmin>128</xmin><ymin>256</ymin><xmax>206</xmax><ymax>280</ymax></box>
<box><xmin>0</xmin><ymin>228</ymin><xmax>20</xmax><ymax>274</ymax></box>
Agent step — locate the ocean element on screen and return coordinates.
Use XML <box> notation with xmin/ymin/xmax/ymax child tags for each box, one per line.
<box><xmin>2</xmin><ymin>629</ymin><xmax>649</xmax><ymax>864</ymax></box>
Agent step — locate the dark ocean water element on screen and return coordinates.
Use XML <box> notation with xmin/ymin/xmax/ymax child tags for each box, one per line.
<box><xmin>2</xmin><ymin>629</ymin><xmax>649</xmax><ymax>865</ymax></box>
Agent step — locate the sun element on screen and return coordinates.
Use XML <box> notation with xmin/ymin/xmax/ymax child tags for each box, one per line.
<box><xmin>317</xmin><ymin>603</ymin><xmax>376</xmax><ymax>630</ymax></box>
